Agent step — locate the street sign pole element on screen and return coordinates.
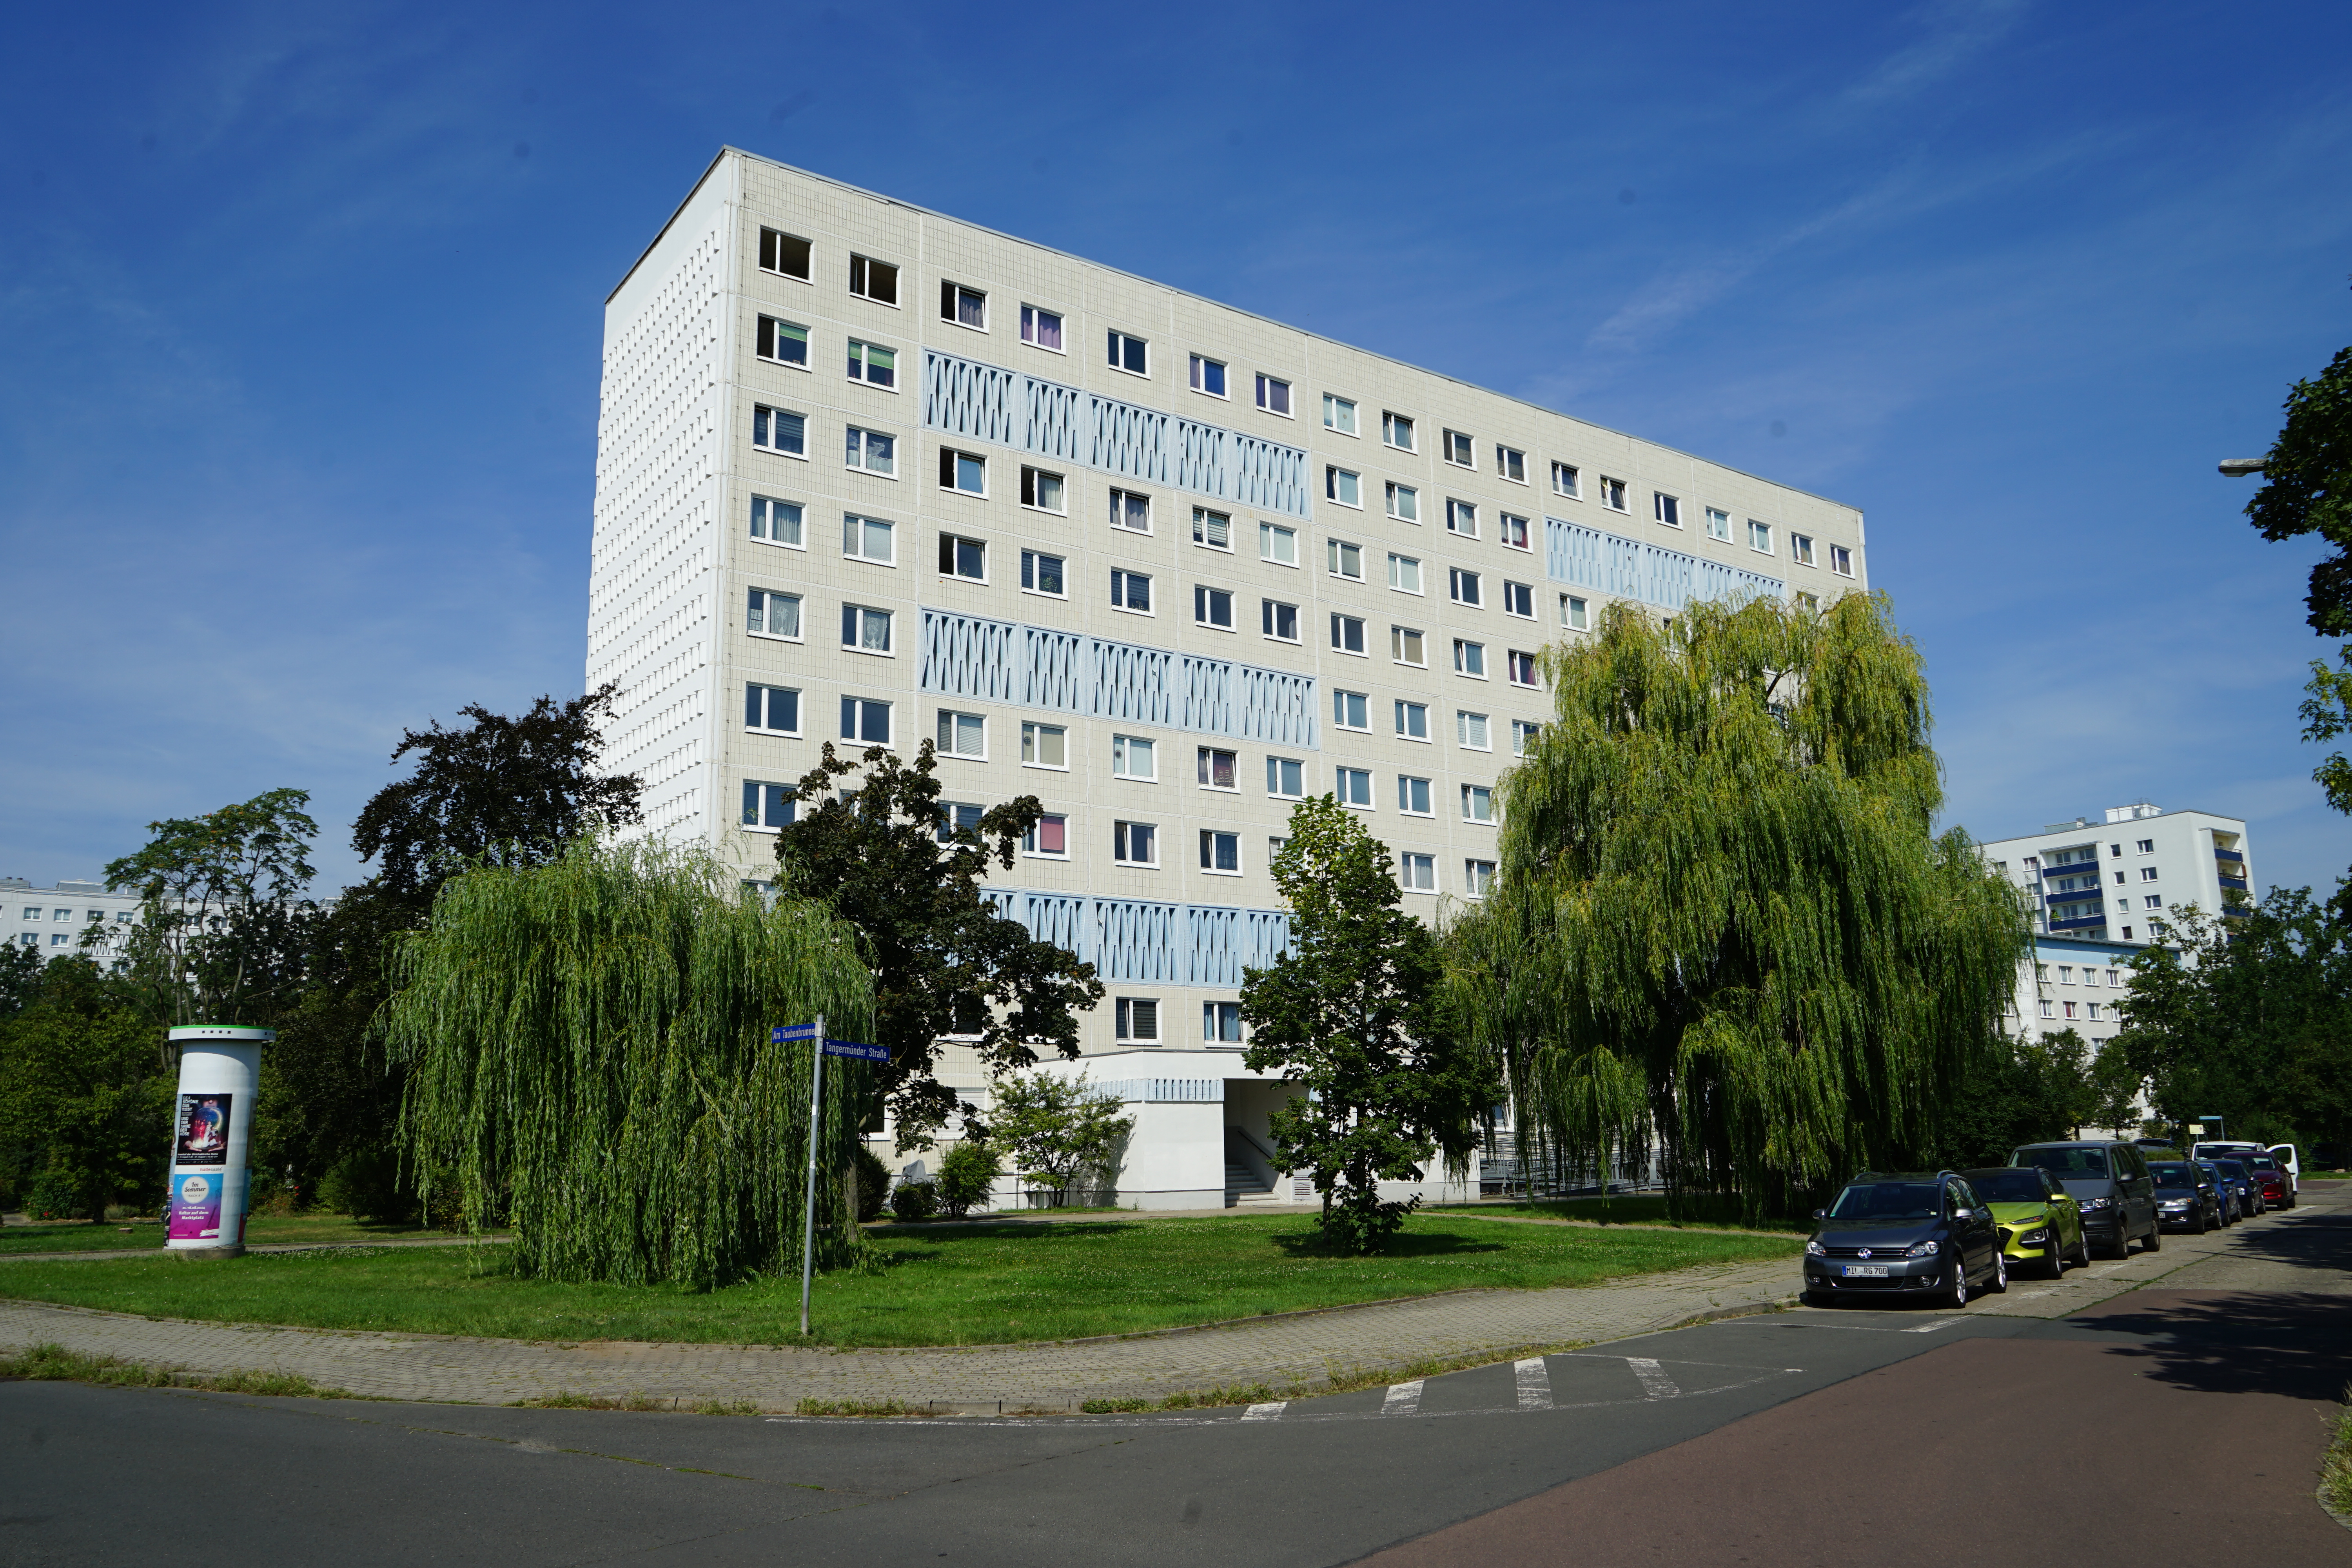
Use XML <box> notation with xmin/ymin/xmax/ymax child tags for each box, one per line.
<box><xmin>800</xmin><ymin>1013</ymin><xmax>824</xmax><ymax>1338</ymax></box>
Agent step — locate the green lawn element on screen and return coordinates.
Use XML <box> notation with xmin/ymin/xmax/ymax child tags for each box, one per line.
<box><xmin>1429</xmin><ymin>1193</ymin><xmax>1809</xmax><ymax>1234</ymax></box>
<box><xmin>0</xmin><ymin>1213</ymin><xmax>1799</xmax><ymax>1348</ymax></box>
<box><xmin>0</xmin><ymin>1215</ymin><xmax>456</xmax><ymax>1256</ymax></box>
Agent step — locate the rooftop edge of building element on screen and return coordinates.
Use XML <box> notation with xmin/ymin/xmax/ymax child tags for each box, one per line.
<box><xmin>603</xmin><ymin>145</ymin><xmax>1868</xmax><ymax>522</ymax></box>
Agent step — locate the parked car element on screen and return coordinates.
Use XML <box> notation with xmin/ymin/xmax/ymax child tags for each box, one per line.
<box><xmin>2192</xmin><ymin>1141</ymin><xmax>2301</xmax><ymax>1201</ymax></box>
<box><xmin>2194</xmin><ymin>1158</ymin><xmax>2243</xmax><ymax>1224</ymax></box>
<box><xmin>1960</xmin><ymin>1166</ymin><xmax>2087</xmax><ymax>1278</ymax></box>
<box><xmin>2149</xmin><ymin>1160</ymin><xmax>2222</xmax><ymax>1232</ymax></box>
<box><xmin>2241</xmin><ymin>1152</ymin><xmax>2294</xmax><ymax>1209</ymax></box>
<box><xmin>1804</xmin><ymin>1171</ymin><xmax>2008</xmax><ymax>1307</ymax></box>
<box><xmin>2209</xmin><ymin>1157</ymin><xmax>2263</xmax><ymax>1217</ymax></box>
<box><xmin>2011</xmin><ymin>1140</ymin><xmax>2160</xmax><ymax>1258</ymax></box>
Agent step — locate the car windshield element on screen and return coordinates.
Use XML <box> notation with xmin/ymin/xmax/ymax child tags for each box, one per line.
<box><xmin>1827</xmin><ymin>1181</ymin><xmax>1944</xmax><ymax>1220</ymax></box>
<box><xmin>2247</xmin><ymin>1156</ymin><xmax>2278</xmax><ymax>1171</ymax></box>
<box><xmin>1965</xmin><ymin>1171</ymin><xmax>2049</xmax><ymax>1203</ymax></box>
<box><xmin>2150</xmin><ymin>1163</ymin><xmax>2198</xmax><ymax>1188</ymax></box>
<box><xmin>2017</xmin><ymin>1147</ymin><xmax>2108</xmax><ymax>1178</ymax></box>
<box><xmin>2212</xmin><ymin>1161</ymin><xmax>2246</xmax><ymax>1178</ymax></box>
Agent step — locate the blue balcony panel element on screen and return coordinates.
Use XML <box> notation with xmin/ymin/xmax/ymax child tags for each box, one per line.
<box><xmin>2218</xmin><ymin>876</ymin><xmax>2249</xmax><ymax>891</ymax></box>
<box><xmin>2050</xmin><ymin>915</ymin><xmax>2109</xmax><ymax>932</ymax></box>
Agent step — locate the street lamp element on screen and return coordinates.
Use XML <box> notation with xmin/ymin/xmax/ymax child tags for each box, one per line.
<box><xmin>2218</xmin><ymin>459</ymin><xmax>2266</xmax><ymax>476</ymax></box>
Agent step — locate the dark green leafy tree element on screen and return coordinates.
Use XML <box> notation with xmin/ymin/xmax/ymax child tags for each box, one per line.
<box><xmin>991</xmin><ymin>1071</ymin><xmax>1134</xmax><ymax>1205</ymax></box>
<box><xmin>1926</xmin><ymin>1029</ymin><xmax>2103</xmax><ymax>1168</ymax></box>
<box><xmin>263</xmin><ymin>688</ymin><xmax>644</xmax><ymax>1207</ymax></box>
<box><xmin>2244</xmin><ymin>340</ymin><xmax>2352</xmax><ymax>636</ymax></box>
<box><xmin>104</xmin><ymin>788</ymin><xmax>321</xmax><ymax>1025</ymax></box>
<box><xmin>1446</xmin><ymin>594</ymin><xmax>2026</xmax><ymax>1222</ymax></box>
<box><xmin>351</xmin><ymin>684</ymin><xmax>642</xmax><ymax>901</ymax></box>
<box><xmin>0</xmin><ymin>957</ymin><xmax>171</xmax><ymax>1219</ymax></box>
<box><xmin>0</xmin><ymin>942</ymin><xmax>42</xmax><ymax>1022</ymax></box>
<box><xmin>1241</xmin><ymin>796</ymin><xmax>1495</xmax><ymax>1254</ymax></box>
<box><xmin>771</xmin><ymin>742</ymin><xmax>1104</xmax><ymax>1148</ymax></box>
<box><xmin>385</xmin><ymin>838</ymin><xmax>873</xmax><ymax>1287</ymax></box>
<box><xmin>2113</xmin><ymin>888</ymin><xmax>2352</xmax><ymax>1150</ymax></box>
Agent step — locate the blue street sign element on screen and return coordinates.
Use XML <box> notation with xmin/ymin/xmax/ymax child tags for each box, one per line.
<box><xmin>773</xmin><ymin>1023</ymin><xmax>819</xmax><ymax>1043</ymax></box>
<box><xmin>822</xmin><ymin>1038</ymin><xmax>889</xmax><ymax>1062</ymax></box>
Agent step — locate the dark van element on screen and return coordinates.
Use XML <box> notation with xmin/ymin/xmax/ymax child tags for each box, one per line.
<box><xmin>2010</xmin><ymin>1141</ymin><xmax>2160</xmax><ymax>1259</ymax></box>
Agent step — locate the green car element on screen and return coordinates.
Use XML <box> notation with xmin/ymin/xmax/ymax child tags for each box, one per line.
<box><xmin>1959</xmin><ymin>1166</ymin><xmax>2088</xmax><ymax>1278</ymax></box>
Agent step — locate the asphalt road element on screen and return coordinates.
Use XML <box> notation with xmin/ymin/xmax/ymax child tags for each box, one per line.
<box><xmin>6</xmin><ymin>1198</ymin><xmax>2347</xmax><ymax>1566</ymax></box>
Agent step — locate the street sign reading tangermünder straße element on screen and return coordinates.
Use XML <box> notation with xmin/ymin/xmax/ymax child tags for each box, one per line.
<box><xmin>772</xmin><ymin>1024</ymin><xmax>887</xmax><ymax>1062</ymax></box>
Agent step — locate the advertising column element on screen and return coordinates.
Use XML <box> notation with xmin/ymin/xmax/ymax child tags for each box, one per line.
<box><xmin>165</xmin><ymin>1025</ymin><xmax>271</xmax><ymax>1258</ymax></box>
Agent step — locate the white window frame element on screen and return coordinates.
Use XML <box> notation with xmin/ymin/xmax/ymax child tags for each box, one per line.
<box><xmin>1199</xmin><ymin>828</ymin><xmax>1243</xmax><ymax>876</ymax></box>
<box><xmin>1512</xmin><ymin>719</ymin><xmax>1542</xmax><ymax>756</ymax></box>
<box><xmin>1322</xmin><ymin>394</ymin><xmax>1358</xmax><ymax>436</ymax></box>
<box><xmin>1442</xmin><ymin>428</ymin><xmax>1474</xmax><ymax>468</ymax></box>
<box><xmin>1382</xmin><ymin>411</ymin><xmax>1416</xmax><ymax>452</ymax></box>
<box><xmin>1399</xmin><ymin>852</ymin><xmax>1437</xmax><ymax>893</ymax></box>
<box><xmin>1188</xmin><ymin>353</ymin><xmax>1229</xmax><ymax>399</ymax></box>
<box><xmin>848</xmin><ymin>253</ymin><xmax>900</xmax><ymax>307</ymax></box>
<box><xmin>1112</xmin><ymin>734</ymin><xmax>1158</xmax><ymax>781</ymax></box>
<box><xmin>1790</xmin><ymin>532</ymin><xmax>1816</xmax><ymax>568</ymax></box>
<box><xmin>841</xmin><ymin>603</ymin><xmax>895</xmax><ymax>657</ymax></box>
<box><xmin>1391</xmin><ymin>627</ymin><xmax>1427</xmax><ymax>669</ymax></box>
<box><xmin>1110</xmin><ymin>568</ymin><xmax>1154</xmax><ymax>616</ymax></box>
<box><xmin>756</xmin><ymin>315</ymin><xmax>810</xmax><ymax>370</ymax></box>
<box><xmin>1325</xmin><ymin>466</ymin><xmax>1362</xmax><ymax>508</ymax></box>
<box><xmin>1600</xmin><ymin>477</ymin><xmax>1628</xmax><ymax>512</ymax></box>
<box><xmin>1829</xmin><ymin>543</ymin><xmax>1854</xmax><ymax>577</ymax></box>
<box><xmin>935</xmin><ymin>709</ymin><xmax>987</xmax><ymax>760</ymax></box>
<box><xmin>747</xmin><ymin>587</ymin><xmax>804</xmax><ymax>643</ymax></box>
<box><xmin>1020</xmin><ymin>465</ymin><xmax>1067</xmax><ymax>515</ymax></box>
<box><xmin>752</xmin><ymin>403</ymin><xmax>809</xmax><ymax>460</ymax></box>
<box><xmin>1019</xmin><ymin>548</ymin><xmax>1067</xmax><ymax>599</ymax></box>
<box><xmin>1385</xmin><ymin>481</ymin><xmax>1420</xmax><ymax>523</ymax></box>
<box><xmin>1259</xmin><ymin>521</ymin><xmax>1298</xmax><ymax>566</ymax></box>
<box><xmin>1458</xmin><ymin>711</ymin><xmax>1492</xmax><ymax>751</ymax></box>
<box><xmin>1194</xmin><ymin>583</ymin><xmax>1237</xmax><ymax>631</ymax></box>
<box><xmin>1022</xmin><ymin>720</ymin><xmax>1070</xmax><ymax>771</ymax></box>
<box><xmin>1023</xmin><ymin>813</ymin><xmax>1070</xmax><ymax>860</ymax></box>
<box><xmin>1397</xmin><ymin>775</ymin><xmax>1435</xmax><ymax>817</ymax></box>
<box><xmin>1550</xmin><ymin>461</ymin><xmax>1580</xmax><ymax>499</ymax></box>
<box><xmin>1335</xmin><ymin>766</ymin><xmax>1375</xmax><ymax>811</ymax></box>
<box><xmin>745</xmin><ymin>683</ymin><xmax>803</xmax><ymax>737</ymax></box>
<box><xmin>1255</xmin><ymin>374</ymin><xmax>1293</xmax><ymax>417</ymax></box>
<box><xmin>1333</xmin><ymin>689</ymin><xmax>1370</xmax><ymax>732</ymax></box>
<box><xmin>843</xmin><ymin>512</ymin><xmax>896</xmax><ymax>565</ymax></box>
<box><xmin>758</xmin><ymin>227</ymin><xmax>813</xmax><ymax>283</ymax></box>
<box><xmin>1707</xmin><ymin>507</ymin><xmax>1732</xmax><ymax>542</ymax></box>
<box><xmin>1495</xmin><ymin>445</ymin><xmax>1527</xmax><ymax>484</ymax></box>
<box><xmin>1748</xmin><ymin>519</ymin><xmax>1773</xmax><ymax>555</ymax></box>
<box><xmin>1462</xmin><ymin>784</ymin><xmax>1495</xmax><ymax>823</ymax></box>
<box><xmin>1330</xmin><ymin>612</ymin><xmax>1368</xmax><ymax>657</ymax></box>
<box><xmin>1327</xmin><ymin>538</ymin><xmax>1364</xmax><ymax>581</ymax></box>
<box><xmin>742</xmin><ymin>779</ymin><xmax>798</xmax><ymax>832</ymax></box>
<box><xmin>939</xmin><ymin>279</ymin><xmax>988</xmax><ymax>332</ymax></box>
<box><xmin>938</xmin><ymin>446</ymin><xmax>986</xmax><ymax>497</ymax></box>
<box><xmin>845</xmin><ymin>425</ymin><xmax>898</xmax><ymax>477</ymax></box>
<box><xmin>1110</xmin><ymin>487</ymin><xmax>1152</xmax><ymax>534</ymax></box>
<box><xmin>1192</xmin><ymin>506</ymin><xmax>1234</xmax><ymax>552</ymax></box>
<box><xmin>1653</xmin><ymin>492</ymin><xmax>1681</xmax><ymax>528</ymax></box>
<box><xmin>1507</xmin><ymin>650</ymin><xmax>1540</xmax><ymax>688</ymax></box>
<box><xmin>1499</xmin><ymin>513</ymin><xmax>1532</xmax><ymax>552</ymax></box>
<box><xmin>847</xmin><ymin>338</ymin><xmax>900</xmax><ymax>391</ymax></box>
<box><xmin>1114</xmin><ymin>995</ymin><xmax>1161</xmax><ymax>1040</ymax></box>
<box><xmin>1501</xmin><ymin>580</ymin><xmax>1534</xmax><ymax>619</ymax></box>
<box><xmin>1388</xmin><ymin>552</ymin><xmax>1424</xmax><ymax>595</ymax></box>
<box><xmin>1394</xmin><ymin>698</ymin><xmax>1430</xmax><ymax>740</ymax></box>
<box><xmin>1446</xmin><ymin>498</ymin><xmax>1478</xmax><ymax>539</ymax></box>
<box><xmin>1107</xmin><ymin>329</ymin><xmax>1151</xmax><ymax>378</ymax></box>
<box><xmin>1449</xmin><ymin>566</ymin><xmax>1483</xmax><ymax>607</ymax></box>
<box><xmin>1262</xmin><ymin>599</ymin><xmax>1301</xmax><ymax>643</ymax></box>
<box><xmin>1454</xmin><ymin>638</ymin><xmax>1487</xmax><ymax>679</ymax></box>
<box><xmin>840</xmin><ymin>695</ymin><xmax>895</xmax><ymax>748</ymax></box>
<box><xmin>749</xmin><ymin>495</ymin><xmax>806</xmax><ymax>551</ymax></box>
<box><xmin>1266</xmin><ymin>755</ymin><xmax>1307</xmax><ymax>800</ymax></box>
<box><xmin>1112</xmin><ymin>822</ymin><xmax>1160</xmax><ymax>868</ymax></box>
<box><xmin>938</xmin><ymin>531</ymin><xmax>987</xmax><ymax>583</ymax></box>
<box><xmin>1464</xmin><ymin>859</ymin><xmax>1497</xmax><ymax>897</ymax></box>
<box><xmin>1020</xmin><ymin>303</ymin><xmax>1066</xmax><ymax>354</ymax></box>
<box><xmin>1197</xmin><ymin>746</ymin><xmax>1240</xmax><ymax>792</ymax></box>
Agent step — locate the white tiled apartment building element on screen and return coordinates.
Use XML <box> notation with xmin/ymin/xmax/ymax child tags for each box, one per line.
<box><xmin>1979</xmin><ymin>802</ymin><xmax>2252</xmax><ymax>947</ymax></box>
<box><xmin>4</xmin><ymin>877</ymin><xmax>140</xmax><ymax>961</ymax></box>
<box><xmin>586</xmin><ymin>149</ymin><xmax>1871</xmax><ymax>1205</ymax></box>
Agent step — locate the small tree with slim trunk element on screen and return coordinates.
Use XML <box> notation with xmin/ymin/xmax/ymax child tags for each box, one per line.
<box><xmin>1241</xmin><ymin>797</ymin><xmax>1494</xmax><ymax>1254</ymax></box>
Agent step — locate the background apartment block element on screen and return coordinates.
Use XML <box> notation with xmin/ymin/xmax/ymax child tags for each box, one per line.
<box><xmin>587</xmin><ymin>150</ymin><xmax>1870</xmax><ymax>1200</ymax></box>
<box><xmin>4</xmin><ymin>877</ymin><xmax>140</xmax><ymax>962</ymax></box>
<box><xmin>1979</xmin><ymin>802</ymin><xmax>2251</xmax><ymax>946</ymax></box>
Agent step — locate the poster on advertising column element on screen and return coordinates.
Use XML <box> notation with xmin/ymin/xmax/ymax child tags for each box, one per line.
<box><xmin>174</xmin><ymin>1093</ymin><xmax>231</xmax><ymax>1167</ymax></box>
<box><xmin>168</xmin><ymin>1173</ymin><xmax>223</xmax><ymax>1241</ymax></box>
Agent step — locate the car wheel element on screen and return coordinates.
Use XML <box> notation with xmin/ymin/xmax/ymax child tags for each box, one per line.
<box><xmin>2072</xmin><ymin>1233</ymin><xmax>2092</xmax><ymax>1268</ymax></box>
<box><xmin>2143</xmin><ymin>1222</ymin><xmax>2160</xmax><ymax>1253</ymax></box>
<box><xmin>2103</xmin><ymin>1226</ymin><xmax>2131</xmax><ymax>1260</ymax></box>
<box><xmin>1948</xmin><ymin>1259</ymin><xmax>1970</xmax><ymax>1308</ymax></box>
<box><xmin>2045</xmin><ymin>1240</ymin><xmax>2067</xmax><ymax>1279</ymax></box>
<box><xmin>1988</xmin><ymin>1251</ymin><xmax>2008</xmax><ymax>1294</ymax></box>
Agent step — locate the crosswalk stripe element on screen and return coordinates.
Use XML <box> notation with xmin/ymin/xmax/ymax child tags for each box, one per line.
<box><xmin>1381</xmin><ymin>1379</ymin><xmax>1424</xmax><ymax>1416</ymax></box>
<box><xmin>1240</xmin><ymin>1401</ymin><xmax>1287</xmax><ymax>1421</ymax></box>
<box><xmin>1514</xmin><ymin>1356</ymin><xmax>1552</xmax><ymax>1410</ymax></box>
<box><xmin>1625</xmin><ymin>1357</ymin><xmax>1679</xmax><ymax>1399</ymax></box>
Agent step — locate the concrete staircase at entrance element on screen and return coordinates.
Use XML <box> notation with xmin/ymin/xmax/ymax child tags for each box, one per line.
<box><xmin>1225</xmin><ymin>1127</ymin><xmax>1282</xmax><ymax>1207</ymax></box>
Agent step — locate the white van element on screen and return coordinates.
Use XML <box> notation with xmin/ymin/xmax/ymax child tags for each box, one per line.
<box><xmin>2190</xmin><ymin>1142</ymin><xmax>2299</xmax><ymax>1200</ymax></box>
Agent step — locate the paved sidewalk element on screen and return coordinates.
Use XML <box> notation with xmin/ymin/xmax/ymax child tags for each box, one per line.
<box><xmin>0</xmin><ymin>1250</ymin><xmax>1804</xmax><ymax>1412</ymax></box>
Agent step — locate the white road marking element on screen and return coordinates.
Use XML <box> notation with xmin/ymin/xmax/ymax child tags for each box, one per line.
<box><xmin>1240</xmin><ymin>1402</ymin><xmax>1287</xmax><ymax>1421</ymax></box>
<box><xmin>1625</xmin><ymin>1357</ymin><xmax>1679</xmax><ymax>1399</ymax></box>
<box><xmin>1381</xmin><ymin>1380</ymin><xmax>1424</xmax><ymax>1416</ymax></box>
<box><xmin>1515</xmin><ymin>1357</ymin><xmax>1552</xmax><ymax>1410</ymax></box>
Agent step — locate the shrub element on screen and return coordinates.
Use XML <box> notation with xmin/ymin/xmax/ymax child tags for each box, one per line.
<box><xmin>852</xmin><ymin>1146</ymin><xmax>891</xmax><ymax>1224</ymax></box>
<box><xmin>889</xmin><ymin>1181</ymin><xmax>938</xmax><ymax>1222</ymax></box>
<box><xmin>317</xmin><ymin>1149</ymin><xmax>410</xmax><ymax>1222</ymax></box>
<box><xmin>936</xmin><ymin>1141</ymin><xmax>1001</xmax><ymax>1219</ymax></box>
<box><xmin>24</xmin><ymin>1170</ymin><xmax>81</xmax><ymax>1222</ymax></box>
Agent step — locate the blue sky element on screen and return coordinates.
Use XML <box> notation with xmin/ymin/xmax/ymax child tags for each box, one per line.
<box><xmin>4</xmin><ymin>0</ymin><xmax>2350</xmax><ymax>896</ymax></box>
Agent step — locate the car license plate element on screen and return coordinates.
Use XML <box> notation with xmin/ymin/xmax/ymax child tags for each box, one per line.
<box><xmin>1841</xmin><ymin>1264</ymin><xmax>1890</xmax><ymax>1278</ymax></box>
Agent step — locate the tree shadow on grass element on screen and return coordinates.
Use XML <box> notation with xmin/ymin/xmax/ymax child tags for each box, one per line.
<box><xmin>1267</xmin><ymin>1229</ymin><xmax>1508</xmax><ymax>1261</ymax></box>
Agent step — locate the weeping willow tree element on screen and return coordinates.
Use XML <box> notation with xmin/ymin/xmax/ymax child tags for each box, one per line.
<box><xmin>1446</xmin><ymin>592</ymin><xmax>2026</xmax><ymax>1221</ymax></box>
<box><xmin>383</xmin><ymin>837</ymin><xmax>875</xmax><ymax>1288</ymax></box>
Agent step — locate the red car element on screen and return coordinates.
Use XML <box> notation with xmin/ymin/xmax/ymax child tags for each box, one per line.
<box><xmin>2241</xmin><ymin>1152</ymin><xmax>2294</xmax><ymax>1209</ymax></box>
